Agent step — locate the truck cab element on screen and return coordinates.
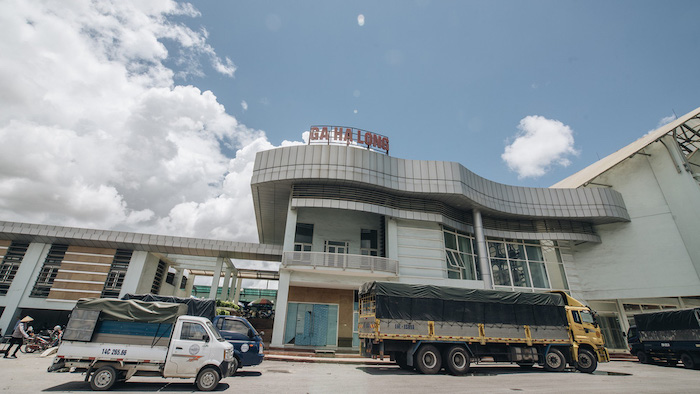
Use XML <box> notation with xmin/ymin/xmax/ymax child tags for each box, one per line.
<box><xmin>212</xmin><ymin>316</ymin><xmax>264</xmax><ymax>371</ymax></box>
<box><xmin>552</xmin><ymin>291</ymin><xmax>609</xmax><ymax>366</ymax></box>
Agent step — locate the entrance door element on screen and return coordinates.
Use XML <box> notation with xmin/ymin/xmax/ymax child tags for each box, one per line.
<box><xmin>324</xmin><ymin>241</ymin><xmax>348</xmax><ymax>268</ymax></box>
<box><xmin>295</xmin><ymin>304</ymin><xmax>329</xmax><ymax>346</ymax></box>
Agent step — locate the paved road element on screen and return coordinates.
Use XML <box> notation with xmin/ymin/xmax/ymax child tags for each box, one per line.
<box><xmin>1</xmin><ymin>353</ymin><xmax>697</xmax><ymax>393</ymax></box>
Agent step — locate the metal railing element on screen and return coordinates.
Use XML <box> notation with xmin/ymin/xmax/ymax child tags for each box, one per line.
<box><xmin>282</xmin><ymin>251</ymin><xmax>398</xmax><ymax>275</ymax></box>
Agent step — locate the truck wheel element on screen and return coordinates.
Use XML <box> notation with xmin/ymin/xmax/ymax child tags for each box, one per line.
<box><xmin>636</xmin><ymin>351</ymin><xmax>650</xmax><ymax>364</ymax></box>
<box><xmin>681</xmin><ymin>353</ymin><xmax>696</xmax><ymax>369</ymax></box>
<box><xmin>543</xmin><ymin>348</ymin><xmax>566</xmax><ymax>372</ymax></box>
<box><xmin>415</xmin><ymin>345</ymin><xmax>442</xmax><ymax>375</ymax></box>
<box><xmin>90</xmin><ymin>365</ymin><xmax>117</xmax><ymax>391</ymax></box>
<box><xmin>395</xmin><ymin>352</ymin><xmax>412</xmax><ymax>370</ymax></box>
<box><xmin>196</xmin><ymin>367</ymin><xmax>220</xmax><ymax>391</ymax></box>
<box><xmin>576</xmin><ymin>349</ymin><xmax>597</xmax><ymax>374</ymax></box>
<box><xmin>444</xmin><ymin>345</ymin><xmax>470</xmax><ymax>376</ymax></box>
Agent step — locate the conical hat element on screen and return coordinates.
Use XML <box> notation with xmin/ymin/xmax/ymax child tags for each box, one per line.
<box><xmin>20</xmin><ymin>316</ymin><xmax>33</xmax><ymax>323</ymax></box>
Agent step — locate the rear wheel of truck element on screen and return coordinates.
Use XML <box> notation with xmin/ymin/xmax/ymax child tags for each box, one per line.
<box><xmin>543</xmin><ymin>348</ymin><xmax>566</xmax><ymax>372</ymax></box>
<box><xmin>90</xmin><ymin>365</ymin><xmax>117</xmax><ymax>391</ymax></box>
<box><xmin>196</xmin><ymin>367</ymin><xmax>220</xmax><ymax>391</ymax></box>
<box><xmin>415</xmin><ymin>345</ymin><xmax>442</xmax><ymax>375</ymax></box>
<box><xmin>636</xmin><ymin>351</ymin><xmax>650</xmax><ymax>364</ymax></box>
<box><xmin>575</xmin><ymin>349</ymin><xmax>597</xmax><ymax>373</ymax></box>
<box><xmin>681</xmin><ymin>353</ymin><xmax>696</xmax><ymax>369</ymax></box>
<box><xmin>444</xmin><ymin>346</ymin><xmax>470</xmax><ymax>375</ymax></box>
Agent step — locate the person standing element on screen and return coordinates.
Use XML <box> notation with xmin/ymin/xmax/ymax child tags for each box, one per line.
<box><xmin>3</xmin><ymin>316</ymin><xmax>33</xmax><ymax>358</ymax></box>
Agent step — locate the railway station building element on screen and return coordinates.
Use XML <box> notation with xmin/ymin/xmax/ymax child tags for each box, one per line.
<box><xmin>1</xmin><ymin>108</ymin><xmax>700</xmax><ymax>352</ymax></box>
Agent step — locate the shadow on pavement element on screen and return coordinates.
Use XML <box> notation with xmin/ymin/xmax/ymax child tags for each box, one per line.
<box><xmin>43</xmin><ymin>381</ymin><xmax>231</xmax><ymax>392</ymax></box>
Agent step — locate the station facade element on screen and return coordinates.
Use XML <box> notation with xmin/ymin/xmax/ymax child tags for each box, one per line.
<box><xmin>1</xmin><ymin>109</ymin><xmax>699</xmax><ymax>351</ymax></box>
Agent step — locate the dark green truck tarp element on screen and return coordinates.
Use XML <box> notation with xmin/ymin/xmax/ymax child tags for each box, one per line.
<box><xmin>634</xmin><ymin>308</ymin><xmax>700</xmax><ymax>332</ymax></box>
<box><xmin>360</xmin><ymin>281</ymin><xmax>567</xmax><ymax>327</ymax></box>
<box><xmin>76</xmin><ymin>298</ymin><xmax>188</xmax><ymax>324</ymax></box>
<box><xmin>122</xmin><ymin>294</ymin><xmax>216</xmax><ymax>321</ymax></box>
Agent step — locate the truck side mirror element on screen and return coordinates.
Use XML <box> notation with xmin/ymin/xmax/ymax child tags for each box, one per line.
<box><xmin>203</xmin><ymin>334</ymin><xmax>210</xmax><ymax>343</ymax></box>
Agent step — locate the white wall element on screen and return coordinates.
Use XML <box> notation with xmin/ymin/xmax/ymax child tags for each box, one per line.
<box><xmin>572</xmin><ymin>139</ymin><xmax>700</xmax><ymax>300</ymax></box>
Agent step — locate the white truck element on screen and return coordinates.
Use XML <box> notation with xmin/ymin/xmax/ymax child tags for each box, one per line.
<box><xmin>48</xmin><ymin>298</ymin><xmax>236</xmax><ymax>391</ymax></box>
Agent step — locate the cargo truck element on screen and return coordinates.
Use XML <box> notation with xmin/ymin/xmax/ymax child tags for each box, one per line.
<box><xmin>627</xmin><ymin>307</ymin><xmax>700</xmax><ymax>369</ymax></box>
<box><xmin>47</xmin><ymin>298</ymin><xmax>236</xmax><ymax>391</ymax></box>
<box><xmin>358</xmin><ymin>281</ymin><xmax>609</xmax><ymax>375</ymax></box>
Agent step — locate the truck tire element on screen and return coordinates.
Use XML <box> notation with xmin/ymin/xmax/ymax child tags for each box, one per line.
<box><xmin>575</xmin><ymin>349</ymin><xmax>597</xmax><ymax>374</ymax></box>
<box><xmin>681</xmin><ymin>353</ymin><xmax>696</xmax><ymax>369</ymax></box>
<box><xmin>543</xmin><ymin>348</ymin><xmax>566</xmax><ymax>372</ymax></box>
<box><xmin>415</xmin><ymin>345</ymin><xmax>442</xmax><ymax>375</ymax></box>
<box><xmin>196</xmin><ymin>367</ymin><xmax>220</xmax><ymax>391</ymax></box>
<box><xmin>636</xmin><ymin>351</ymin><xmax>650</xmax><ymax>364</ymax></box>
<box><xmin>90</xmin><ymin>365</ymin><xmax>118</xmax><ymax>391</ymax></box>
<box><xmin>444</xmin><ymin>345</ymin><xmax>470</xmax><ymax>376</ymax></box>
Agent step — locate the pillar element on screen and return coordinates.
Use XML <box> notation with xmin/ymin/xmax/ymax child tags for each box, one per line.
<box><xmin>221</xmin><ymin>268</ymin><xmax>232</xmax><ymax>301</ymax></box>
<box><xmin>208</xmin><ymin>258</ymin><xmax>224</xmax><ymax>300</ymax></box>
<box><xmin>172</xmin><ymin>268</ymin><xmax>184</xmax><ymax>297</ymax></box>
<box><xmin>232</xmin><ymin>277</ymin><xmax>243</xmax><ymax>304</ymax></box>
<box><xmin>271</xmin><ymin>270</ymin><xmax>291</xmax><ymax>347</ymax></box>
<box><xmin>473</xmin><ymin>209</ymin><xmax>492</xmax><ymax>289</ymax></box>
<box><xmin>185</xmin><ymin>273</ymin><xmax>195</xmax><ymax>297</ymax></box>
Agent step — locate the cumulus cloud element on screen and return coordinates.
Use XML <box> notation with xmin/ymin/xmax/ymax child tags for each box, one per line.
<box><xmin>0</xmin><ymin>0</ymin><xmax>294</xmax><ymax>242</ymax></box>
<box><xmin>502</xmin><ymin>116</ymin><xmax>579</xmax><ymax>179</ymax></box>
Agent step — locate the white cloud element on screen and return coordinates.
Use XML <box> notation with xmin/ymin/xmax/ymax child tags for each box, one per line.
<box><xmin>357</xmin><ymin>14</ymin><xmax>365</xmax><ymax>27</ymax></box>
<box><xmin>656</xmin><ymin>114</ymin><xmax>676</xmax><ymax>128</ymax></box>
<box><xmin>0</xmin><ymin>0</ymin><xmax>298</xmax><ymax>243</ymax></box>
<box><xmin>501</xmin><ymin>116</ymin><xmax>579</xmax><ymax>179</ymax></box>
<box><xmin>241</xmin><ymin>100</ymin><xmax>248</xmax><ymax>111</ymax></box>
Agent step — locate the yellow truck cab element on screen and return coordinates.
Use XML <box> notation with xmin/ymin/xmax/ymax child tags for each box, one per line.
<box><xmin>552</xmin><ymin>291</ymin><xmax>610</xmax><ymax>370</ymax></box>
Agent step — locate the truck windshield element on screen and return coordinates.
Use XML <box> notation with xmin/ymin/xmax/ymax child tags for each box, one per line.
<box><xmin>580</xmin><ymin>310</ymin><xmax>596</xmax><ymax>325</ymax></box>
<box><xmin>206</xmin><ymin>320</ymin><xmax>225</xmax><ymax>342</ymax></box>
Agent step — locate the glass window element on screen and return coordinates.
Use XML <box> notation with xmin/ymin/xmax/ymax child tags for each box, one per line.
<box><xmin>444</xmin><ymin>232</ymin><xmax>457</xmax><ymax>250</ymax></box>
<box><xmin>457</xmin><ymin>236</ymin><xmax>473</xmax><ymax>254</ymax></box>
<box><xmin>529</xmin><ymin>261</ymin><xmax>549</xmax><ymax>288</ymax></box>
<box><xmin>488</xmin><ymin>242</ymin><xmax>506</xmax><ymax>258</ymax></box>
<box><xmin>181</xmin><ymin>322</ymin><xmax>208</xmax><ymax>341</ymax></box>
<box><xmin>220</xmin><ymin>319</ymin><xmax>250</xmax><ymax>335</ymax></box>
<box><xmin>506</xmin><ymin>243</ymin><xmax>525</xmax><ymax>260</ymax></box>
<box><xmin>572</xmin><ymin>310</ymin><xmax>581</xmax><ymax>324</ymax></box>
<box><xmin>491</xmin><ymin>259</ymin><xmax>511</xmax><ymax>286</ymax></box>
<box><xmin>294</xmin><ymin>223</ymin><xmax>314</xmax><ymax>244</ymax></box>
<box><xmin>525</xmin><ymin>245</ymin><xmax>544</xmax><ymax>261</ymax></box>
<box><xmin>361</xmin><ymin>229</ymin><xmax>378</xmax><ymax>256</ymax></box>
<box><xmin>580</xmin><ymin>310</ymin><xmax>596</xmax><ymax>325</ymax></box>
<box><xmin>510</xmin><ymin>260</ymin><xmax>531</xmax><ymax>287</ymax></box>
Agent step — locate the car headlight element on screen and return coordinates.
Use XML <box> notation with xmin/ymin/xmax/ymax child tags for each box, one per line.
<box><xmin>224</xmin><ymin>348</ymin><xmax>234</xmax><ymax>360</ymax></box>
<box><xmin>259</xmin><ymin>343</ymin><xmax>264</xmax><ymax>355</ymax></box>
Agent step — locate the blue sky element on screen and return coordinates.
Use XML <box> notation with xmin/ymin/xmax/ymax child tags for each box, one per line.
<box><xmin>179</xmin><ymin>0</ymin><xmax>700</xmax><ymax>186</ymax></box>
<box><xmin>0</xmin><ymin>0</ymin><xmax>699</xmax><ymax>245</ymax></box>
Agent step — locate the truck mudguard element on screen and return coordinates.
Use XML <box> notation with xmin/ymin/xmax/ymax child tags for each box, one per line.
<box><xmin>360</xmin><ymin>281</ymin><xmax>567</xmax><ymax>327</ymax></box>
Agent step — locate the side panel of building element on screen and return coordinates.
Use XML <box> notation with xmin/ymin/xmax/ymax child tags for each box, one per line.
<box><xmin>396</xmin><ymin>219</ymin><xmax>444</xmax><ymax>279</ymax></box>
<box><xmin>572</xmin><ymin>141</ymin><xmax>700</xmax><ymax>300</ymax></box>
<box><xmin>47</xmin><ymin>246</ymin><xmax>115</xmax><ymax>301</ymax></box>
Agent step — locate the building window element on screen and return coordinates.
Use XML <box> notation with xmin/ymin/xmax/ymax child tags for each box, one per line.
<box><xmin>165</xmin><ymin>268</ymin><xmax>176</xmax><ymax>285</ymax></box>
<box><xmin>360</xmin><ymin>229</ymin><xmax>378</xmax><ymax>256</ymax></box>
<box><xmin>30</xmin><ymin>244</ymin><xmax>68</xmax><ymax>298</ymax></box>
<box><xmin>443</xmin><ymin>228</ymin><xmax>479</xmax><ymax>280</ymax></box>
<box><xmin>0</xmin><ymin>242</ymin><xmax>29</xmax><ymax>296</ymax></box>
<box><xmin>101</xmin><ymin>249</ymin><xmax>132</xmax><ymax>298</ymax></box>
<box><xmin>180</xmin><ymin>274</ymin><xmax>188</xmax><ymax>290</ymax></box>
<box><xmin>294</xmin><ymin>223</ymin><xmax>313</xmax><ymax>251</ymax></box>
<box><xmin>151</xmin><ymin>260</ymin><xmax>167</xmax><ymax>295</ymax></box>
<box><xmin>487</xmin><ymin>238</ymin><xmax>567</xmax><ymax>291</ymax></box>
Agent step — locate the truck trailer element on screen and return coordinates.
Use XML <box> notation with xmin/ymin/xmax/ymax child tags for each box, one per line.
<box><xmin>358</xmin><ymin>281</ymin><xmax>608</xmax><ymax>375</ymax></box>
<box><xmin>48</xmin><ymin>298</ymin><xmax>236</xmax><ymax>391</ymax></box>
<box><xmin>627</xmin><ymin>307</ymin><xmax>700</xmax><ymax>369</ymax></box>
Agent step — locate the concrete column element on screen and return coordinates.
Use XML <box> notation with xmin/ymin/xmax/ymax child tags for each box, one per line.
<box><xmin>172</xmin><ymin>268</ymin><xmax>184</xmax><ymax>297</ymax></box>
<box><xmin>386</xmin><ymin>217</ymin><xmax>399</xmax><ymax>261</ymax></box>
<box><xmin>185</xmin><ymin>273</ymin><xmax>195</xmax><ymax>297</ymax></box>
<box><xmin>227</xmin><ymin>269</ymin><xmax>237</xmax><ymax>302</ymax></box>
<box><xmin>282</xmin><ymin>204</ymin><xmax>298</xmax><ymax>252</ymax></box>
<box><xmin>232</xmin><ymin>277</ymin><xmax>243</xmax><ymax>304</ymax></box>
<box><xmin>0</xmin><ymin>243</ymin><xmax>48</xmax><ymax>335</ymax></box>
<box><xmin>678</xmin><ymin>297</ymin><xmax>686</xmax><ymax>309</ymax></box>
<box><xmin>221</xmin><ymin>268</ymin><xmax>232</xmax><ymax>301</ymax></box>
<box><xmin>616</xmin><ymin>299</ymin><xmax>630</xmax><ymax>333</ymax></box>
<box><xmin>119</xmin><ymin>251</ymin><xmax>148</xmax><ymax>298</ymax></box>
<box><xmin>271</xmin><ymin>270</ymin><xmax>291</xmax><ymax>347</ymax></box>
<box><xmin>473</xmin><ymin>209</ymin><xmax>492</xmax><ymax>289</ymax></box>
<box><xmin>208</xmin><ymin>258</ymin><xmax>224</xmax><ymax>300</ymax></box>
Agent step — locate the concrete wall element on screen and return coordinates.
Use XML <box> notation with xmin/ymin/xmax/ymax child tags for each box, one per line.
<box><xmin>572</xmin><ymin>139</ymin><xmax>700</xmax><ymax>300</ymax></box>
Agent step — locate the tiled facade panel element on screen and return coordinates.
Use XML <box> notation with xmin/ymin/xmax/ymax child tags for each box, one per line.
<box><xmin>47</xmin><ymin>246</ymin><xmax>115</xmax><ymax>301</ymax></box>
<box><xmin>396</xmin><ymin>221</ymin><xmax>445</xmax><ymax>279</ymax></box>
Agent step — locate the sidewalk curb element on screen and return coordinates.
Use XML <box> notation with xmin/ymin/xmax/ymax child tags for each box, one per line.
<box><xmin>264</xmin><ymin>354</ymin><xmax>392</xmax><ymax>365</ymax></box>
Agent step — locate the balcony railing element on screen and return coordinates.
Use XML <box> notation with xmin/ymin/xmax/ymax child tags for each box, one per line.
<box><xmin>282</xmin><ymin>251</ymin><xmax>398</xmax><ymax>275</ymax></box>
